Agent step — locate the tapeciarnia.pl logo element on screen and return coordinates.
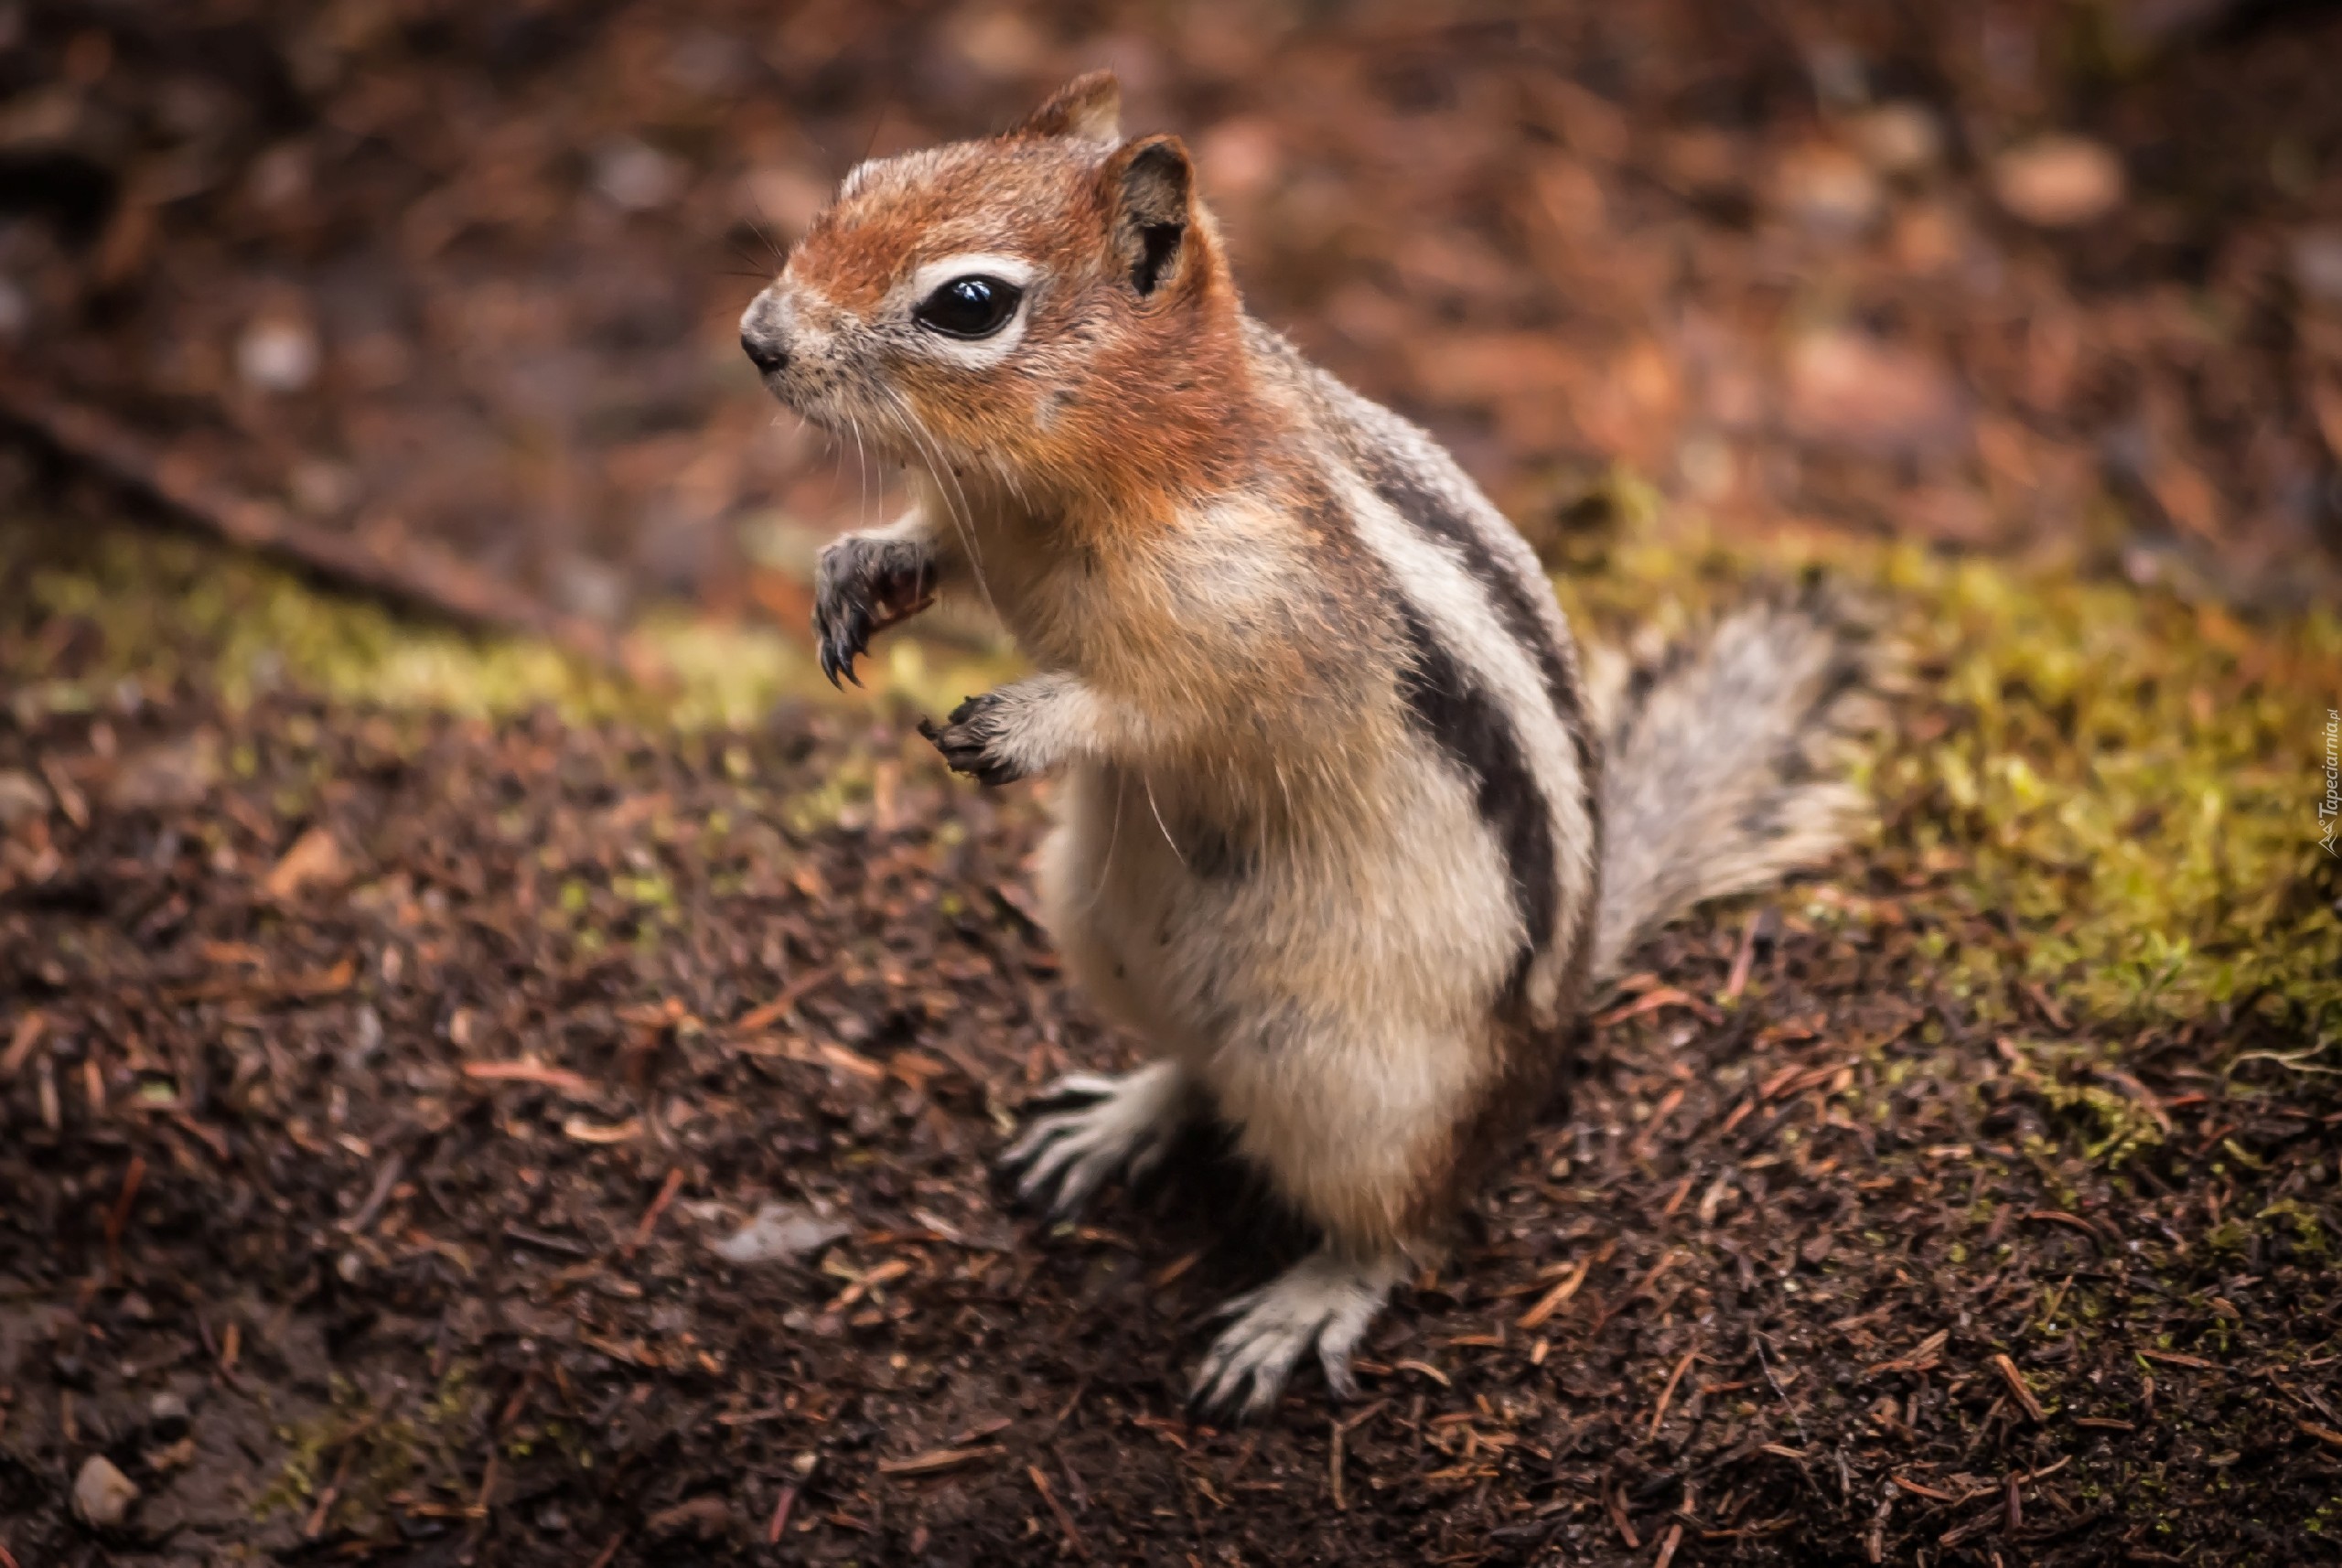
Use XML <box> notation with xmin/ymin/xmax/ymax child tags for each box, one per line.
<box><xmin>2323</xmin><ymin>708</ymin><xmax>2339</xmax><ymax>857</ymax></box>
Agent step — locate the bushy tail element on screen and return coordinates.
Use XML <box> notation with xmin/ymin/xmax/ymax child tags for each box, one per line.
<box><xmin>1589</xmin><ymin>581</ymin><xmax>1897</xmax><ymax>981</ymax></box>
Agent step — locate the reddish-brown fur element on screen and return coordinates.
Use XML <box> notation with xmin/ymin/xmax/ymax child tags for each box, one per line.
<box><xmin>745</xmin><ymin>71</ymin><xmax>1894</xmax><ymax>1415</ymax></box>
<box><xmin>786</xmin><ymin>130</ymin><xmax>1271</xmax><ymax>532</ymax></box>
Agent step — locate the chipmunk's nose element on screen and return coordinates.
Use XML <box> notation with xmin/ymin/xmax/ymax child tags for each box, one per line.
<box><xmin>740</xmin><ymin>327</ymin><xmax>790</xmax><ymax>377</ymax></box>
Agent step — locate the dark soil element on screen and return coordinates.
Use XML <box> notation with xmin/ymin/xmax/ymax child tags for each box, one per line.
<box><xmin>3</xmin><ymin>513</ymin><xmax>2339</xmax><ymax>1566</ymax></box>
<box><xmin>5</xmin><ymin>2</ymin><xmax>2342</xmax><ymax>1563</ymax></box>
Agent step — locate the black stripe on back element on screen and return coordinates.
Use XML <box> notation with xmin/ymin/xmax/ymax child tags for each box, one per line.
<box><xmin>1365</xmin><ymin>460</ymin><xmax>1595</xmax><ymax>783</ymax></box>
<box><xmin>1392</xmin><ymin>599</ymin><xmax>1558</xmax><ymax>1009</ymax></box>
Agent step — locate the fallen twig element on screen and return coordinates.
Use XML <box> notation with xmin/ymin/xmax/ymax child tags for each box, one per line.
<box><xmin>1606</xmin><ymin>1474</ymin><xmax>1640</xmax><ymax>1549</ymax></box>
<box><xmin>1647</xmin><ymin>1348</ymin><xmax>1700</xmax><ymax>1441</ymax></box>
<box><xmin>730</xmin><ymin>963</ymin><xmax>841</xmax><ymax>1036</ymax></box>
<box><xmin>1724</xmin><ymin>912</ymin><xmax>1761</xmax><ymax>999</ymax></box>
<box><xmin>767</xmin><ymin>1484</ymin><xmax>799</xmax><ymax>1545</ymax></box>
<box><xmin>1029</xmin><ymin>1463</ymin><xmax>1090</xmax><ymax>1556</ymax></box>
<box><xmin>0</xmin><ymin>372</ymin><xmax>618</xmax><ymax>663</ymax></box>
<box><xmin>0</xmin><ymin>1012</ymin><xmax>43</xmax><ymax>1080</ymax></box>
<box><xmin>1594</xmin><ymin>986</ymin><xmax>1722</xmax><ymax>1029</ymax></box>
<box><xmin>1518</xmin><ymin>1251</ymin><xmax>1599</xmax><ymax>1330</ymax></box>
<box><xmin>1992</xmin><ymin>1353</ymin><xmax>2047</xmax><ymax>1422</ymax></box>
<box><xmin>625</xmin><ymin>1167</ymin><xmax>686</xmax><ymax>1258</ymax></box>
<box><xmin>461</xmin><ymin>1059</ymin><xmax>597</xmax><ymax>1098</ymax></box>
<box><xmin>877</xmin><ymin>1446</ymin><xmax>1001</xmax><ymax>1476</ymax></box>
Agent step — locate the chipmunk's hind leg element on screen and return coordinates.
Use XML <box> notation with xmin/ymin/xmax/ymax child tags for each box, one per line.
<box><xmin>1000</xmin><ymin>1060</ymin><xmax>1198</xmax><ymax>1216</ymax></box>
<box><xmin>1190</xmin><ymin>1250</ymin><xmax>1409</xmax><ymax>1419</ymax></box>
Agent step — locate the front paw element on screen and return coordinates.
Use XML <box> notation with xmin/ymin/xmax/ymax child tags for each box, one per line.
<box><xmin>812</xmin><ymin>536</ymin><xmax>932</xmax><ymax>689</ymax></box>
<box><xmin>919</xmin><ymin>693</ymin><xmax>1030</xmax><ymax>787</ymax></box>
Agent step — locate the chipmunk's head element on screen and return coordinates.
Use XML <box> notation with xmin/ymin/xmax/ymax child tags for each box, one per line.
<box><xmin>741</xmin><ymin>72</ymin><xmax>1251</xmax><ymax>499</ymax></box>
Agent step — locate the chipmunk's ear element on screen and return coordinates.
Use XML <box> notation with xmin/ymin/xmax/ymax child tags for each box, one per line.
<box><xmin>1101</xmin><ymin>134</ymin><xmax>1193</xmax><ymax>298</ymax></box>
<box><xmin>1011</xmin><ymin>70</ymin><xmax>1121</xmax><ymax>142</ymax></box>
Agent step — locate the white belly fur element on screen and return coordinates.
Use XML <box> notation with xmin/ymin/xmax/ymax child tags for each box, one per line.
<box><xmin>1033</xmin><ymin>744</ymin><xmax>1521</xmax><ymax>1244</ymax></box>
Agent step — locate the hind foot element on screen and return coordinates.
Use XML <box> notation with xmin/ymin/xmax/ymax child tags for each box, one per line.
<box><xmin>1190</xmin><ymin>1249</ymin><xmax>1407</xmax><ymax>1420</ymax></box>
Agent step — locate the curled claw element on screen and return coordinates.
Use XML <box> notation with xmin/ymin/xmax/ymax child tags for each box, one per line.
<box><xmin>997</xmin><ymin>1064</ymin><xmax>1190</xmax><ymax>1219</ymax></box>
<box><xmin>919</xmin><ymin>693</ymin><xmax>1028</xmax><ymax>787</ymax></box>
<box><xmin>1187</xmin><ymin>1252</ymin><xmax>1404</xmax><ymax>1421</ymax></box>
<box><xmin>811</xmin><ymin>537</ymin><xmax>931</xmax><ymax>691</ymax></box>
<box><xmin>812</xmin><ymin>588</ymin><xmax>866</xmax><ymax>689</ymax></box>
<box><xmin>816</xmin><ymin>628</ymin><xmax>850</xmax><ymax>689</ymax></box>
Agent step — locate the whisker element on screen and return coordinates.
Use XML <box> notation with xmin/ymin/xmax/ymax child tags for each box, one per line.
<box><xmin>1083</xmin><ymin>768</ymin><xmax>1126</xmax><ymax>913</ymax></box>
<box><xmin>885</xmin><ymin>386</ymin><xmax>997</xmax><ymax>623</ymax></box>
<box><xmin>1143</xmin><ymin>773</ymin><xmax>1187</xmax><ymax>869</ymax></box>
<box><xmin>848</xmin><ymin>412</ymin><xmax>872</xmax><ymax>536</ymax></box>
<box><xmin>736</xmin><ymin>176</ymin><xmax>792</xmax><ymax>270</ymax></box>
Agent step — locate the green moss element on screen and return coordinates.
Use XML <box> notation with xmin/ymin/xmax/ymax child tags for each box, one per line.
<box><xmin>1554</xmin><ymin>520</ymin><xmax>2342</xmax><ymax>1041</ymax></box>
<box><xmin>1</xmin><ymin>515</ymin><xmax>1016</xmax><ymax>729</ymax></box>
<box><xmin>12</xmin><ymin>497</ymin><xmax>2337</xmax><ymax>1047</ymax></box>
<box><xmin>2003</xmin><ymin>1037</ymin><xmax>2166</xmax><ymax>1165</ymax></box>
<box><xmin>2259</xmin><ymin>1198</ymin><xmax>2328</xmax><ymax>1256</ymax></box>
<box><xmin>253</xmin><ymin>1364</ymin><xmax>477</xmax><ymax>1533</ymax></box>
<box><xmin>613</xmin><ymin>870</ymin><xmax>676</xmax><ymax>910</ymax></box>
<box><xmin>2205</xmin><ymin>1218</ymin><xmax>2255</xmax><ymax>1255</ymax></box>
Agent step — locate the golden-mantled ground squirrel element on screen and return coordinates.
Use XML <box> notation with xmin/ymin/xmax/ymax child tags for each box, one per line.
<box><xmin>741</xmin><ymin>73</ymin><xmax>1893</xmax><ymax>1417</ymax></box>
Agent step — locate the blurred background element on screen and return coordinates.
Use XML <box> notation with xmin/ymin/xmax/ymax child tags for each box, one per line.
<box><xmin>3</xmin><ymin>0</ymin><xmax>2339</xmax><ymax>640</ymax></box>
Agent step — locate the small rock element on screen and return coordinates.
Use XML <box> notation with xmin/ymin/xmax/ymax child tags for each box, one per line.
<box><xmin>646</xmin><ymin>1495</ymin><xmax>733</xmax><ymax>1538</ymax></box>
<box><xmin>288</xmin><ymin>458</ymin><xmax>359</xmax><ymax>519</ymax></box>
<box><xmin>709</xmin><ymin>1202</ymin><xmax>848</xmax><ymax>1265</ymax></box>
<box><xmin>73</xmin><ymin>1455</ymin><xmax>140</xmax><ymax>1528</ymax></box>
<box><xmin>1849</xmin><ymin>101</ymin><xmax>1943</xmax><ymax>177</ymax></box>
<box><xmin>595</xmin><ymin>136</ymin><xmax>685</xmax><ymax>212</ymax></box>
<box><xmin>549</xmin><ymin>553</ymin><xmax>629</xmax><ymax>625</ymax></box>
<box><xmin>108</xmin><ymin>734</ymin><xmax>219</xmax><ymax>811</ymax></box>
<box><xmin>1771</xmin><ymin>142</ymin><xmax>1882</xmax><ymax>238</ymax></box>
<box><xmin>345</xmin><ymin>1004</ymin><xmax>385</xmax><ymax>1069</ymax></box>
<box><xmin>2293</xmin><ymin>227</ymin><xmax>2342</xmax><ymax>308</ymax></box>
<box><xmin>0</xmin><ymin>768</ymin><xmax>48</xmax><ymax>825</ymax></box>
<box><xmin>147</xmin><ymin>1391</ymin><xmax>192</xmax><ymax>1441</ymax></box>
<box><xmin>1890</xmin><ymin>202</ymin><xmax>1965</xmax><ymax>275</ymax></box>
<box><xmin>143</xmin><ymin>1434</ymin><xmax>198</xmax><ymax>1473</ymax></box>
<box><xmin>237</xmin><ymin>316</ymin><xmax>320</xmax><ymax>393</ymax></box>
<box><xmin>1786</xmin><ymin>328</ymin><xmax>1968</xmax><ymax>459</ymax></box>
<box><xmin>1992</xmin><ymin>135</ymin><xmax>2124</xmax><ymax>228</ymax></box>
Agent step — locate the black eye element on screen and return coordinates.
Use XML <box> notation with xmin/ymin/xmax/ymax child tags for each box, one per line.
<box><xmin>913</xmin><ymin>274</ymin><xmax>1023</xmax><ymax>338</ymax></box>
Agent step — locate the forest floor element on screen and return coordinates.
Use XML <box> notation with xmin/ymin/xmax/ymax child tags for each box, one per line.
<box><xmin>5</xmin><ymin>1</ymin><xmax>2342</xmax><ymax>1563</ymax></box>
<box><xmin>1</xmin><ymin>497</ymin><xmax>2337</xmax><ymax>1567</ymax></box>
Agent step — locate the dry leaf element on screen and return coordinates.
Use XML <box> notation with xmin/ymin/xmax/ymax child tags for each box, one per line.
<box><xmin>263</xmin><ymin>825</ymin><xmax>347</xmax><ymax>898</ymax></box>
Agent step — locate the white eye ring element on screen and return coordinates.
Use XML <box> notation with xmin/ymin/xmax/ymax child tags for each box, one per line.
<box><xmin>915</xmin><ymin>275</ymin><xmax>1024</xmax><ymax>338</ymax></box>
<box><xmin>901</xmin><ymin>253</ymin><xmax>1038</xmax><ymax>366</ymax></box>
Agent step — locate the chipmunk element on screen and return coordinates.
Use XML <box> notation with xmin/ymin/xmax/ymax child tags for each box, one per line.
<box><xmin>739</xmin><ymin>72</ymin><xmax>1893</xmax><ymax>1417</ymax></box>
